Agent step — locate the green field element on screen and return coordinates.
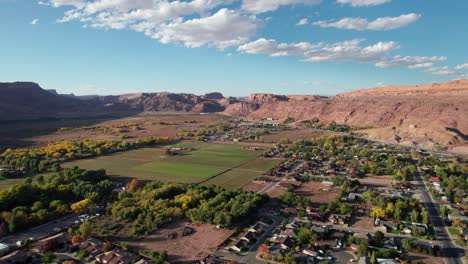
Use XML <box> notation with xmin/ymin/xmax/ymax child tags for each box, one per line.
<box><xmin>63</xmin><ymin>142</ymin><xmax>279</xmax><ymax>186</ymax></box>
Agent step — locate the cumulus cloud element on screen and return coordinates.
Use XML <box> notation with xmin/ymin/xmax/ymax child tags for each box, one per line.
<box><xmin>375</xmin><ymin>55</ymin><xmax>446</xmax><ymax>69</ymax></box>
<box><xmin>336</xmin><ymin>0</ymin><xmax>391</xmax><ymax>7</ymax></box>
<box><xmin>151</xmin><ymin>9</ymin><xmax>261</xmax><ymax>49</ymax></box>
<box><xmin>425</xmin><ymin>66</ymin><xmax>458</xmax><ymax>76</ymax></box>
<box><xmin>44</xmin><ymin>0</ymin><xmax>260</xmax><ymax>49</ymax></box>
<box><xmin>242</xmin><ymin>0</ymin><xmax>321</xmax><ymax>14</ymax></box>
<box><xmin>454</xmin><ymin>63</ymin><xmax>468</xmax><ymax>70</ymax></box>
<box><xmin>30</xmin><ymin>19</ymin><xmax>40</xmax><ymax>25</ymax></box>
<box><xmin>296</xmin><ymin>18</ymin><xmax>309</xmax><ymax>26</ymax></box>
<box><xmin>313</xmin><ymin>13</ymin><xmax>420</xmax><ymax>31</ymax></box>
<box><xmin>238</xmin><ymin>38</ymin><xmax>400</xmax><ymax>63</ymax></box>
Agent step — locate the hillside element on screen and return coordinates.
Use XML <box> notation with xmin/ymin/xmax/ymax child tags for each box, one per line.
<box><xmin>1</xmin><ymin>80</ymin><xmax>467</xmax><ymax>149</ymax></box>
<box><xmin>225</xmin><ymin>80</ymin><xmax>468</xmax><ymax>149</ymax></box>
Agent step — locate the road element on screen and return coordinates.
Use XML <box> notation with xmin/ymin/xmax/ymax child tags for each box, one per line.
<box><xmin>0</xmin><ymin>214</ymin><xmax>79</xmax><ymax>248</ymax></box>
<box><xmin>413</xmin><ymin>171</ymin><xmax>464</xmax><ymax>264</ymax></box>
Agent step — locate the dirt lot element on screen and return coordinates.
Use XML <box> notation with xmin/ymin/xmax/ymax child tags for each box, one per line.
<box><xmin>0</xmin><ymin>112</ymin><xmax>229</xmax><ymax>149</ymax></box>
<box><xmin>123</xmin><ymin>221</ymin><xmax>233</xmax><ymax>263</ymax></box>
<box><xmin>266</xmin><ymin>185</ymin><xmax>288</xmax><ymax>198</ymax></box>
<box><xmin>407</xmin><ymin>252</ymin><xmax>445</xmax><ymax>264</ymax></box>
<box><xmin>295</xmin><ymin>181</ymin><xmax>341</xmax><ymax>206</ymax></box>
<box><xmin>242</xmin><ymin>180</ymin><xmax>269</xmax><ymax>192</ymax></box>
<box><xmin>358</xmin><ymin>175</ymin><xmax>396</xmax><ymax>188</ymax></box>
<box><xmin>350</xmin><ymin>216</ymin><xmax>375</xmax><ymax>230</ymax></box>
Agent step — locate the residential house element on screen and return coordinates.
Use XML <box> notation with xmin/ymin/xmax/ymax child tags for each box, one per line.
<box><xmin>95</xmin><ymin>249</ymin><xmax>140</xmax><ymax>264</ymax></box>
<box><xmin>35</xmin><ymin>232</ymin><xmax>71</xmax><ymax>252</ymax></box>
<box><xmin>328</xmin><ymin>214</ymin><xmax>348</xmax><ymax>226</ymax></box>
<box><xmin>240</xmin><ymin>231</ymin><xmax>256</xmax><ymax>244</ymax></box>
<box><xmin>278</xmin><ymin>236</ymin><xmax>295</xmax><ymax>250</ymax></box>
<box><xmin>230</xmin><ymin>240</ymin><xmax>247</xmax><ymax>252</ymax></box>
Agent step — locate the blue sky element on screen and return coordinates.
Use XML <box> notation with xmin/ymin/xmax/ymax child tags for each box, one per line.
<box><xmin>0</xmin><ymin>0</ymin><xmax>467</xmax><ymax>96</ymax></box>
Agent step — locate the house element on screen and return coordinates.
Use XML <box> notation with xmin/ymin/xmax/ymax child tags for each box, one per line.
<box><xmin>286</xmin><ymin>220</ymin><xmax>300</xmax><ymax>229</ymax></box>
<box><xmin>448</xmin><ymin>213</ymin><xmax>468</xmax><ymax>223</ymax></box>
<box><xmin>310</xmin><ymin>225</ymin><xmax>326</xmax><ymax>238</ymax></box>
<box><xmin>348</xmin><ymin>193</ymin><xmax>362</xmax><ymax>202</ymax></box>
<box><xmin>278</xmin><ymin>236</ymin><xmax>295</xmax><ymax>250</ymax></box>
<box><xmin>328</xmin><ymin>214</ymin><xmax>348</xmax><ymax>226</ymax></box>
<box><xmin>36</xmin><ymin>232</ymin><xmax>70</xmax><ymax>252</ymax></box>
<box><xmin>240</xmin><ymin>231</ymin><xmax>256</xmax><ymax>244</ymax></box>
<box><xmin>73</xmin><ymin>238</ymin><xmax>104</xmax><ymax>257</ymax></box>
<box><xmin>429</xmin><ymin>176</ymin><xmax>440</xmax><ymax>182</ymax></box>
<box><xmin>302</xmin><ymin>249</ymin><xmax>318</xmax><ymax>257</ymax></box>
<box><xmin>230</xmin><ymin>240</ymin><xmax>247</xmax><ymax>252</ymax></box>
<box><xmin>249</xmin><ymin>223</ymin><xmax>264</xmax><ymax>234</ymax></box>
<box><xmin>380</xmin><ymin>220</ymin><xmax>399</xmax><ymax>232</ymax></box>
<box><xmin>95</xmin><ymin>250</ymin><xmax>124</xmax><ymax>264</ymax></box>
<box><xmin>95</xmin><ymin>249</ymin><xmax>140</xmax><ymax>264</ymax></box>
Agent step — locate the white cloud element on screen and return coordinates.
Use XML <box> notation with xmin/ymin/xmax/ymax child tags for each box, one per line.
<box><xmin>454</xmin><ymin>63</ymin><xmax>468</xmax><ymax>70</ymax></box>
<box><xmin>30</xmin><ymin>19</ymin><xmax>40</xmax><ymax>25</ymax></box>
<box><xmin>313</xmin><ymin>13</ymin><xmax>420</xmax><ymax>31</ymax></box>
<box><xmin>238</xmin><ymin>38</ymin><xmax>399</xmax><ymax>63</ymax></box>
<box><xmin>425</xmin><ymin>66</ymin><xmax>457</xmax><ymax>76</ymax></box>
<box><xmin>296</xmin><ymin>18</ymin><xmax>309</xmax><ymax>26</ymax></box>
<box><xmin>376</xmin><ymin>55</ymin><xmax>446</xmax><ymax>69</ymax></box>
<box><xmin>45</xmin><ymin>0</ymin><xmax>260</xmax><ymax>49</ymax></box>
<box><xmin>152</xmin><ymin>9</ymin><xmax>261</xmax><ymax>49</ymax></box>
<box><xmin>336</xmin><ymin>0</ymin><xmax>391</xmax><ymax>7</ymax></box>
<box><xmin>242</xmin><ymin>0</ymin><xmax>321</xmax><ymax>14</ymax></box>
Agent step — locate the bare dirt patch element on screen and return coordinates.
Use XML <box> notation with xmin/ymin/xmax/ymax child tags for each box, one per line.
<box><xmin>358</xmin><ymin>175</ymin><xmax>396</xmax><ymax>188</ymax></box>
<box><xmin>296</xmin><ymin>181</ymin><xmax>340</xmax><ymax>206</ymax></box>
<box><xmin>242</xmin><ymin>180</ymin><xmax>269</xmax><ymax>192</ymax></box>
<box><xmin>266</xmin><ymin>185</ymin><xmax>288</xmax><ymax>198</ymax></box>
<box><xmin>350</xmin><ymin>216</ymin><xmax>375</xmax><ymax>230</ymax></box>
<box><xmin>128</xmin><ymin>221</ymin><xmax>232</xmax><ymax>263</ymax></box>
<box><xmin>407</xmin><ymin>252</ymin><xmax>445</xmax><ymax>264</ymax></box>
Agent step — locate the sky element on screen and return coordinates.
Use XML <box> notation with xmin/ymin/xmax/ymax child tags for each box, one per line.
<box><xmin>0</xmin><ymin>0</ymin><xmax>467</xmax><ymax>96</ymax></box>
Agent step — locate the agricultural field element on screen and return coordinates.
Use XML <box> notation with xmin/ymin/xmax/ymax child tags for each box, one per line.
<box><xmin>63</xmin><ymin>142</ymin><xmax>279</xmax><ymax>186</ymax></box>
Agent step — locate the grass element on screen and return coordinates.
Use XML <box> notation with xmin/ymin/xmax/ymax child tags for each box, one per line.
<box><xmin>448</xmin><ymin>227</ymin><xmax>460</xmax><ymax>236</ymax></box>
<box><xmin>63</xmin><ymin>142</ymin><xmax>274</xmax><ymax>185</ymax></box>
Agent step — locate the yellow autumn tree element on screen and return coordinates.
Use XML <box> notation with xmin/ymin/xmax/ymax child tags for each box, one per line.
<box><xmin>71</xmin><ymin>199</ymin><xmax>91</xmax><ymax>214</ymax></box>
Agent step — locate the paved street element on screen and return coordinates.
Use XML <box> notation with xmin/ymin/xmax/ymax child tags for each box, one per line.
<box><xmin>0</xmin><ymin>214</ymin><xmax>79</xmax><ymax>248</ymax></box>
<box><xmin>413</xmin><ymin>171</ymin><xmax>464</xmax><ymax>264</ymax></box>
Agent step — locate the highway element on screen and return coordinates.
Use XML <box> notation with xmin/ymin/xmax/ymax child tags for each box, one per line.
<box><xmin>413</xmin><ymin>171</ymin><xmax>464</xmax><ymax>264</ymax></box>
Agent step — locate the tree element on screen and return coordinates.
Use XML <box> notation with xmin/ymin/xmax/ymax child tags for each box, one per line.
<box><xmin>79</xmin><ymin>221</ymin><xmax>92</xmax><ymax>239</ymax></box>
<box><xmin>370</xmin><ymin>207</ymin><xmax>386</xmax><ymax>219</ymax></box>
<box><xmin>410</xmin><ymin>209</ymin><xmax>420</xmax><ymax>223</ymax></box>
<box><xmin>297</xmin><ymin>227</ymin><xmax>312</xmax><ymax>245</ymax></box>
<box><xmin>358</xmin><ymin>240</ymin><xmax>369</xmax><ymax>257</ymax></box>
<box><xmin>128</xmin><ymin>179</ymin><xmax>140</xmax><ymax>192</ymax></box>
<box><xmin>41</xmin><ymin>252</ymin><xmax>57</xmax><ymax>264</ymax></box>
<box><xmin>71</xmin><ymin>199</ymin><xmax>91</xmax><ymax>214</ymax></box>
<box><xmin>370</xmin><ymin>251</ymin><xmax>377</xmax><ymax>264</ymax></box>
<box><xmin>71</xmin><ymin>235</ymin><xmax>83</xmax><ymax>244</ymax></box>
<box><xmin>374</xmin><ymin>231</ymin><xmax>385</xmax><ymax>247</ymax></box>
<box><xmin>421</xmin><ymin>208</ymin><xmax>429</xmax><ymax>225</ymax></box>
<box><xmin>452</xmin><ymin>219</ymin><xmax>467</xmax><ymax>229</ymax></box>
<box><xmin>386</xmin><ymin>202</ymin><xmax>395</xmax><ymax>217</ymax></box>
<box><xmin>440</xmin><ymin>205</ymin><xmax>448</xmax><ymax>218</ymax></box>
<box><xmin>284</xmin><ymin>252</ymin><xmax>296</xmax><ymax>264</ymax></box>
<box><xmin>102</xmin><ymin>241</ymin><xmax>112</xmax><ymax>252</ymax></box>
<box><xmin>402</xmin><ymin>238</ymin><xmax>414</xmax><ymax>252</ymax></box>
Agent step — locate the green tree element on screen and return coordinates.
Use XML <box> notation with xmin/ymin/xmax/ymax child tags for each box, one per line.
<box><xmin>41</xmin><ymin>252</ymin><xmax>57</xmax><ymax>264</ymax></box>
<box><xmin>79</xmin><ymin>221</ymin><xmax>92</xmax><ymax>239</ymax></box>
<box><xmin>410</xmin><ymin>209</ymin><xmax>420</xmax><ymax>223</ymax></box>
<box><xmin>421</xmin><ymin>208</ymin><xmax>429</xmax><ymax>225</ymax></box>
<box><xmin>297</xmin><ymin>227</ymin><xmax>312</xmax><ymax>245</ymax></box>
<box><xmin>370</xmin><ymin>251</ymin><xmax>377</xmax><ymax>264</ymax></box>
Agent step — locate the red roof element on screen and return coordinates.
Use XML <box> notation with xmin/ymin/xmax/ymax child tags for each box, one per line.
<box><xmin>429</xmin><ymin>176</ymin><xmax>440</xmax><ymax>182</ymax></box>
